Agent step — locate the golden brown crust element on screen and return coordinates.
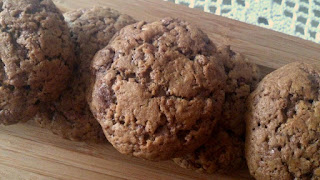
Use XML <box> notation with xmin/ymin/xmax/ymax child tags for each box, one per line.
<box><xmin>34</xmin><ymin>7</ymin><xmax>136</xmax><ymax>142</ymax></box>
<box><xmin>246</xmin><ymin>62</ymin><xmax>320</xmax><ymax>180</ymax></box>
<box><xmin>89</xmin><ymin>18</ymin><xmax>226</xmax><ymax>160</ymax></box>
<box><xmin>0</xmin><ymin>0</ymin><xmax>74</xmax><ymax>125</ymax></box>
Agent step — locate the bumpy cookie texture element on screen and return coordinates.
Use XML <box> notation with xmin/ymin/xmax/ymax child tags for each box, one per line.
<box><xmin>173</xmin><ymin>127</ymin><xmax>244</xmax><ymax>173</ymax></box>
<box><xmin>89</xmin><ymin>18</ymin><xmax>227</xmax><ymax>160</ymax></box>
<box><xmin>246</xmin><ymin>62</ymin><xmax>320</xmax><ymax>180</ymax></box>
<box><xmin>219</xmin><ymin>46</ymin><xmax>260</xmax><ymax>136</ymax></box>
<box><xmin>173</xmin><ymin>46</ymin><xmax>260</xmax><ymax>173</ymax></box>
<box><xmin>0</xmin><ymin>0</ymin><xmax>74</xmax><ymax>125</ymax></box>
<box><xmin>34</xmin><ymin>7</ymin><xmax>136</xmax><ymax>142</ymax></box>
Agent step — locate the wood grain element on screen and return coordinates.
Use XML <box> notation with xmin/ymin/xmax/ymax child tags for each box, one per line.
<box><xmin>1</xmin><ymin>0</ymin><xmax>319</xmax><ymax>179</ymax></box>
<box><xmin>0</xmin><ymin>123</ymin><xmax>251</xmax><ymax>180</ymax></box>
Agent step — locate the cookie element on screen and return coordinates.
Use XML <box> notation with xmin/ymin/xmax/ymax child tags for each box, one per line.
<box><xmin>246</xmin><ymin>62</ymin><xmax>320</xmax><ymax>179</ymax></box>
<box><xmin>89</xmin><ymin>18</ymin><xmax>227</xmax><ymax>160</ymax></box>
<box><xmin>0</xmin><ymin>0</ymin><xmax>74</xmax><ymax>125</ymax></box>
<box><xmin>34</xmin><ymin>7</ymin><xmax>136</xmax><ymax>142</ymax></box>
<box><xmin>219</xmin><ymin>46</ymin><xmax>260</xmax><ymax>136</ymax></box>
<box><xmin>173</xmin><ymin>46</ymin><xmax>260</xmax><ymax>173</ymax></box>
<box><xmin>173</xmin><ymin>127</ymin><xmax>244</xmax><ymax>174</ymax></box>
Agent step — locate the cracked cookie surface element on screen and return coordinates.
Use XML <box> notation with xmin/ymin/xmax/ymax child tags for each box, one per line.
<box><xmin>34</xmin><ymin>7</ymin><xmax>136</xmax><ymax>142</ymax></box>
<box><xmin>0</xmin><ymin>0</ymin><xmax>74</xmax><ymax>125</ymax></box>
<box><xmin>173</xmin><ymin>46</ymin><xmax>260</xmax><ymax>173</ymax></box>
<box><xmin>246</xmin><ymin>62</ymin><xmax>320</xmax><ymax>180</ymax></box>
<box><xmin>89</xmin><ymin>18</ymin><xmax>227</xmax><ymax>160</ymax></box>
<box><xmin>173</xmin><ymin>127</ymin><xmax>245</xmax><ymax>173</ymax></box>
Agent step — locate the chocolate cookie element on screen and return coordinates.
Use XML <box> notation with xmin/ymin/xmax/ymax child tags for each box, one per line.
<box><xmin>0</xmin><ymin>0</ymin><xmax>74</xmax><ymax>125</ymax></box>
<box><xmin>246</xmin><ymin>62</ymin><xmax>320</xmax><ymax>179</ymax></box>
<box><xmin>219</xmin><ymin>46</ymin><xmax>260</xmax><ymax>136</ymax></box>
<box><xmin>173</xmin><ymin>46</ymin><xmax>260</xmax><ymax>173</ymax></box>
<box><xmin>89</xmin><ymin>18</ymin><xmax>227</xmax><ymax>160</ymax></box>
<box><xmin>34</xmin><ymin>7</ymin><xmax>136</xmax><ymax>142</ymax></box>
<box><xmin>173</xmin><ymin>127</ymin><xmax>244</xmax><ymax>174</ymax></box>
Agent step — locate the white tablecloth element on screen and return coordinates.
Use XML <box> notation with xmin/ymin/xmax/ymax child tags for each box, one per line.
<box><xmin>166</xmin><ymin>0</ymin><xmax>320</xmax><ymax>43</ymax></box>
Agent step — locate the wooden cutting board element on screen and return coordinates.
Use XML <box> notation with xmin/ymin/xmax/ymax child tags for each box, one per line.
<box><xmin>1</xmin><ymin>0</ymin><xmax>319</xmax><ymax>179</ymax></box>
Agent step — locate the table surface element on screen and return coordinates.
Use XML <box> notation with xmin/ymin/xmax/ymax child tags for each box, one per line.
<box><xmin>1</xmin><ymin>0</ymin><xmax>320</xmax><ymax>179</ymax></box>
